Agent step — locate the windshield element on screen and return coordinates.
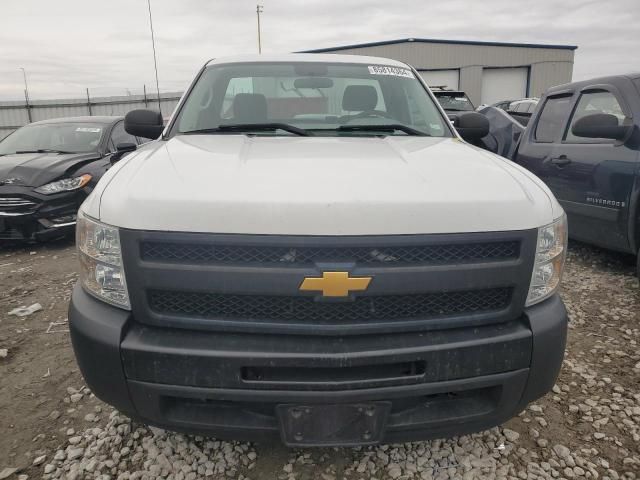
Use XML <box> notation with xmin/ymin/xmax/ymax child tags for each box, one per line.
<box><xmin>0</xmin><ymin>123</ymin><xmax>105</xmax><ymax>155</ymax></box>
<box><xmin>433</xmin><ymin>92</ymin><xmax>474</xmax><ymax>112</ymax></box>
<box><xmin>172</xmin><ymin>62</ymin><xmax>450</xmax><ymax>137</ymax></box>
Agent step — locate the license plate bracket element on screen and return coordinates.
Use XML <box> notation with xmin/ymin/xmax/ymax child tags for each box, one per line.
<box><xmin>277</xmin><ymin>402</ymin><xmax>390</xmax><ymax>447</ymax></box>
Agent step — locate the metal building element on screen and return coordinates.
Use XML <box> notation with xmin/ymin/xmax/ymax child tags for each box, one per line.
<box><xmin>302</xmin><ymin>38</ymin><xmax>577</xmax><ymax>107</ymax></box>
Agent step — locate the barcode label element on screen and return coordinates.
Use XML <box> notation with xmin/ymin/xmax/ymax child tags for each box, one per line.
<box><xmin>368</xmin><ymin>65</ymin><xmax>415</xmax><ymax>78</ymax></box>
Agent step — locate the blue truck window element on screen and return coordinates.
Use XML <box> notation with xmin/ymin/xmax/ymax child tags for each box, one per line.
<box><xmin>534</xmin><ymin>95</ymin><xmax>572</xmax><ymax>143</ymax></box>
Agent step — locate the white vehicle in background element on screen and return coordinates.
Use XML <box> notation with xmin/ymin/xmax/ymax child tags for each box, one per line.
<box><xmin>69</xmin><ymin>54</ymin><xmax>568</xmax><ymax>447</ymax></box>
<box><xmin>507</xmin><ymin>98</ymin><xmax>540</xmax><ymax>126</ymax></box>
<box><xmin>476</xmin><ymin>99</ymin><xmax>513</xmax><ymax>111</ymax></box>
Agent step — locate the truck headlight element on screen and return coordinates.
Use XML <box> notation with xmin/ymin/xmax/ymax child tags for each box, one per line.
<box><xmin>76</xmin><ymin>210</ymin><xmax>130</xmax><ymax>309</ymax></box>
<box><xmin>526</xmin><ymin>214</ymin><xmax>567</xmax><ymax>306</ymax></box>
<box><xmin>34</xmin><ymin>174</ymin><xmax>92</xmax><ymax>194</ymax></box>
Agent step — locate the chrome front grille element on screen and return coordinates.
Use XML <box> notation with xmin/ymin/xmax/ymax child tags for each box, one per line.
<box><xmin>0</xmin><ymin>196</ymin><xmax>39</xmax><ymax>215</ymax></box>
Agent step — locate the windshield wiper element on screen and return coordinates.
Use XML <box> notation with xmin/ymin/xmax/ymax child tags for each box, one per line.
<box><xmin>182</xmin><ymin>123</ymin><xmax>313</xmax><ymax>137</ymax></box>
<box><xmin>14</xmin><ymin>148</ymin><xmax>75</xmax><ymax>154</ymax></box>
<box><xmin>337</xmin><ymin>124</ymin><xmax>428</xmax><ymax>136</ymax></box>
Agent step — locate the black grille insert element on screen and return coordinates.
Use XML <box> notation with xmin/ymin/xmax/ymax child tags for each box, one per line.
<box><xmin>141</xmin><ymin>241</ymin><xmax>519</xmax><ymax>266</ymax></box>
<box><xmin>148</xmin><ymin>288</ymin><xmax>512</xmax><ymax>324</ymax></box>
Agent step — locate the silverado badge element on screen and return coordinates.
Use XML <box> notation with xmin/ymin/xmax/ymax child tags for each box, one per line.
<box><xmin>299</xmin><ymin>272</ymin><xmax>372</xmax><ymax>297</ymax></box>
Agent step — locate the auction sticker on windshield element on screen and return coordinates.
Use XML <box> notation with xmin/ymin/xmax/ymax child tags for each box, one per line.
<box><xmin>368</xmin><ymin>65</ymin><xmax>415</xmax><ymax>79</ymax></box>
<box><xmin>76</xmin><ymin>127</ymin><xmax>102</xmax><ymax>133</ymax></box>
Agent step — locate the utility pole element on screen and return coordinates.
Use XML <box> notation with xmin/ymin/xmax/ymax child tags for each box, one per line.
<box><xmin>19</xmin><ymin>67</ymin><xmax>32</xmax><ymax>122</ymax></box>
<box><xmin>147</xmin><ymin>0</ymin><xmax>162</xmax><ymax>114</ymax></box>
<box><xmin>86</xmin><ymin>88</ymin><xmax>92</xmax><ymax>116</ymax></box>
<box><xmin>256</xmin><ymin>5</ymin><xmax>263</xmax><ymax>54</ymax></box>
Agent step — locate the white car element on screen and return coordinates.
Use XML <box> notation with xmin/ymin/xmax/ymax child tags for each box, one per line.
<box><xmin>69</xmin><ymin>54</ymin><xmax>568</xmax><ymax>447</ymax></box>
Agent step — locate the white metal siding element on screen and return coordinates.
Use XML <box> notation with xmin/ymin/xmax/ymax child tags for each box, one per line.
<box><xmin>419</xmin><ymin>70</ymin><xmax>459</xmax><ymax>90</ymax></box>
<box><xmin>481</xmin><ymin>68</ymin><xmax>529</xmax><ymax>105</ymax></box>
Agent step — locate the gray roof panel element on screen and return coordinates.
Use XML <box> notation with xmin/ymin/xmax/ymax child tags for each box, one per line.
<box><xmin>300</xmin><ymin>37</ymin><xmax>578</xmax><ymax>53</ymax></box>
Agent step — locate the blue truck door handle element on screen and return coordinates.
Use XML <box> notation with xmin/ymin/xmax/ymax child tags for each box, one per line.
<box><xmin>551</xmin><ymin>156</ymin><xmax>572</xmax><ymax>167</ymax></box>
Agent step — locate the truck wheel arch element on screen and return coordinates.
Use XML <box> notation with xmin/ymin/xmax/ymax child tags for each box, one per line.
<box><xmin>629</xmin><ymin>170</ymin><xmax>640</xmax><ymax>256</ymax></box>
<box><xmin>630</xmin><ymin>186</ymin><xmax>640</xmax><ymax>277</ymax></box>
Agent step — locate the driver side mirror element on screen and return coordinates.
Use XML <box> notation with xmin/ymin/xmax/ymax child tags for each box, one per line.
<box><xmin>110</xmin><ymin>142</ymin><xmax>137</xmax><ymax>163</ymax></box>
<box><xmin>116</xmin><ymin>142</ymin><xmax>137</xmax><ymax>153</ymax></box>
<box><xmin>571</xmin><ymin>113</ymin><xmax>630</xmax><ymax>140</ymax></box>
<box><xmin>455</xmin><ymin>112</ymin><xmax>490</xmax><ymax>142</ymax></box>
<box><xmin>124</xmin><ymin>109</ymin><xmax>164</xmax><ymax>139</ymax></box>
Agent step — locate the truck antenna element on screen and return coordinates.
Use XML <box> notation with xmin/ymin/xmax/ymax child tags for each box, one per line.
<box><xmin>147</xmin><ymin>0</ymin><xmax>162</xmax><ymax>115</ymax></box>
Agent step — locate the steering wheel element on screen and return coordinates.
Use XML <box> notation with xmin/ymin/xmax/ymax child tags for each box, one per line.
<box><xmin>347</xmin><ymin>109</ymin><xmax>396</xmax><ymax>121</ymax></box>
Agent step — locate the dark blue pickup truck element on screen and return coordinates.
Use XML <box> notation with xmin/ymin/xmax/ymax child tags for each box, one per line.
<box><xmin>481</xmin><ymin>73</ymin><xmax>640</xmax><ymax>275</ymax></box>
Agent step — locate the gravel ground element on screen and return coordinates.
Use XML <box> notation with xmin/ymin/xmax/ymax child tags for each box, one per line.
<box><xmin>1</xmin><ymin>240</ymin><xmax>639</xmax><ymax>480</ymax></box>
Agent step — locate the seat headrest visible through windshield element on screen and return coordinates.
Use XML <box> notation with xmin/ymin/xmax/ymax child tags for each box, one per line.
<box><xmin>232</xmin><ymin>93</ymin><xmax>268</xmax><ymax>123</ymax></box>
<box><xmin>342</xmin><ymin>85</ymin><xmax>378</xmax><ymax>111</ymax></box>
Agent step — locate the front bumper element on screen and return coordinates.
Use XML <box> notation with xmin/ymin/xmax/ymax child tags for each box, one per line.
<box><xmin>0</xmin><ymin>187</ymin><xmax>84</xmax><ymax>241</ymax></box>
<box><xmin>69</xmin><ymin>285</ymin><xmax>568</xmax><ymax>445</ymax></box>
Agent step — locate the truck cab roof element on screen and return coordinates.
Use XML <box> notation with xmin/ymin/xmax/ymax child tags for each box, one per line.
<box><xmin>547</xmin><ymin>72</ymin><xmax>640</xmax><ymax>94</ymax></box>
<box><xmin>205</xmin><ymin>53</ymin><xmax>412</xmax><ymax>68</ymax></box>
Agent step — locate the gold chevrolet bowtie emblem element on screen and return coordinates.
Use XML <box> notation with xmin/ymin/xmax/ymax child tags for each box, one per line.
<box><xmin>299</xmin><ymin>272</ymin><xmax>372</xmax><ymax>297</ymax></box>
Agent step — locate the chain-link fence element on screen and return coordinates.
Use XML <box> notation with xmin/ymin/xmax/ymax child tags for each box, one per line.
<box><xmin>0</xmin><ymin>90</ymin><xmax>183</xmax><ymax>140</ymax></box>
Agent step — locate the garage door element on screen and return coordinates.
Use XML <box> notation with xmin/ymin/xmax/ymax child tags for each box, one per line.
<box><xmin>419</xmin><ymin>70</ymin><xmax>459</xmax><ymax>90</ymax></box>
<box><xmin>481</xmin><ymin>68</ymin><xmax>528</xmax><ymax>105</ymax></box>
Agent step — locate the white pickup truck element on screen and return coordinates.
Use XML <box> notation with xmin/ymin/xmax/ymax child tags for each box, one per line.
<box><xmin>69</xmin><ymin>54</ymin><xmax>568</xmax><ymax>446</ymax></box>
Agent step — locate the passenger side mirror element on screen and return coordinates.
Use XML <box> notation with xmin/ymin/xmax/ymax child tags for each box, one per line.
<box><xmin>571</xmin><ymin>113</ymin><xmax>630</xmax><ymax>140</ymax></box>
<box><xmin>124</xmin><ymin>109</ymin><xmax>164</xmax><ymax>139</ymax></box>
<box><xmin>455</xmin><ymin>112</ymin><xmax>490</xmax><ymax>142</ymax></box>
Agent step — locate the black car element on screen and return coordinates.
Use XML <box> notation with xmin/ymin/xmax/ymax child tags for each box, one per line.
<box><xmin>482</xmin><ymin>73</ymin><xmax>640</xmax><ymax>274</ymax></box>
<box><xmin>0</xmin><ymin>116</ymin><xmax>141</xmax><ymax>242</ymax></box>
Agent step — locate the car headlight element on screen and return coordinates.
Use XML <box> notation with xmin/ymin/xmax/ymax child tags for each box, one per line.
<box><xmin>34</xmin><ymin>174</ymin><xmax>92</xmax><ymax>194</ymax></box>
<box><xmin>76</xmin><ymin>210</ymin><xmax>130</xmax><ymax>309</ymax></box>
<box><xmin>526</xmin><ymin>214</ymin><xmax>568</xmax><ymax>306</ymax></box>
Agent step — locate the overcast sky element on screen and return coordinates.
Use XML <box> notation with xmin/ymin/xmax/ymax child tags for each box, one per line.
<box><xmin>1</xmin><ymin>0</ymin><xmax>638</xmax><ymax>100</ymax></box>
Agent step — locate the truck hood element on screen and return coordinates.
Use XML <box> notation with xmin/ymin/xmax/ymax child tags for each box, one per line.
<box><xmin>90</xmin><ymin>135</ymin><xmax>560</xmax><ymax>235</ymax></box>
<box><xmin>0</xmin><ymin>151</ymin><xmax>102</xmax><ymax>187</ymax></box>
